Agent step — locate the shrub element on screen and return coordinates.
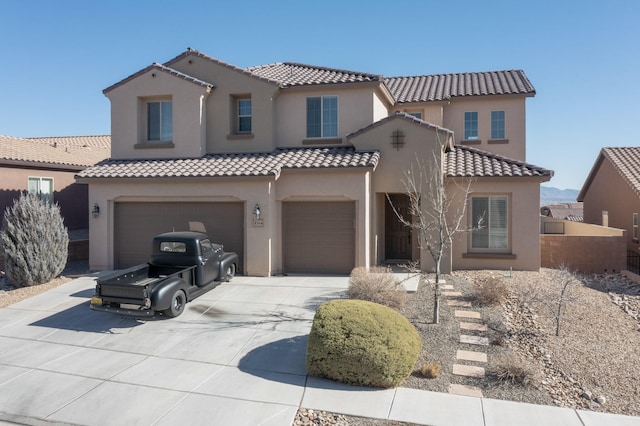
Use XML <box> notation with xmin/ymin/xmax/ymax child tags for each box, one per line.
<box><xmin>348</xmin><ymin>266</ymin><xmax>407</xmax><ymax>310</ymax></box>
<box><xmin>306</xmin><ymin>299</ymin><xmax>421</xmax><ymax>388</ymax></box>
<box><xmin>415</xmin><ymin>362</ymin><xmax>441</xmax><ymax>379</ymax></box>
<box><xmin>487</xmin><ymin>352</ymin><xmax>537</xmax><ymax>386</ymax></box>
<box><xmin>0</xmin><ymin>193</ymin><xmax>68</xmax><ymax>287</ymax></box>
<box><xmin>474</xmin><ymin>275</ymin><xmax>509</xmax><ymax>306</ymax></box>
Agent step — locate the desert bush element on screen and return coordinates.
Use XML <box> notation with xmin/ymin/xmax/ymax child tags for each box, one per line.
<box><xmin>487</xmin><ymin>352</ymin><xmax>537</xmax><ymax>386</ymax></box>
<box><xmin>415</xmin><ymin>362</ymin><xmax>441</xmax><ymax>379</ymax></box>
<box><xmin>0</xmin><ymin>193</ymin><xmax>68</xmax><ymax>287</ymax></box>
<box><xmin>306</xmin><ymin>299</ymin><xmax>421</xmax><ymax>388</ymax></box>
<box><xmin>474</xmin><ymin>275</ymin><xmax>509</xmax><ymax>306</ymax></box>
<box><xmin>348</xmin><ymin>266</ymin><xmax>407</xmax><ymax>309</ymax></box>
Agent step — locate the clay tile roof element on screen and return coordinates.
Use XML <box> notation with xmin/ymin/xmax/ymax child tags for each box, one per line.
<box><xmin>245</xmin><ymin>62</ymin><xmax>382</xmax><ymax>87</ymax></box>
<box><xmin>445</xmin><ymin>145</ymin><xmax>553</xmax><ymax>179</ymax></box>
<box><xmin>77</xmin><ymin>147</ymin><xmax>380</xmax><ymax>180</ymax></box>
<box><xmin>385</xmin><ymin>70</ymin><xmax>535</xmax><ymax>103</ymax></box>
<box><xmin>579</xmin><ymin>147</ymin><xmax>640</xmax><ymax>200</ymax></box>
<box><xmin>0</xmin><ymin>135</ymin><xmax>111</xmax><ymax>168</ymax></box>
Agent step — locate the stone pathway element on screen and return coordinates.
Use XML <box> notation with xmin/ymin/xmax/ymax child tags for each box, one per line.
<box><xmin>441</xmin><ymin>280</ymin><xmax>489</xmax><ymax>398</ymax></box>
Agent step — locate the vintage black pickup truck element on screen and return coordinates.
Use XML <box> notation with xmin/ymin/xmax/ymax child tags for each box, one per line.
<box><xmin>90</xmin><ymin>231</ymin><xmax>239</xmax><ymax>318</ymax></box>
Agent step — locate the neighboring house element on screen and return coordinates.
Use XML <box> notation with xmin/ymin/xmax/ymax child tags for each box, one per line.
<box><xmin>77</xmin><ymin>48</ymin><xmax>552</xmax><ymax>275</ymax></box>
<box><xmin>578</xmin><ymin>147</ymin><xmax>640</xmax><ymax>252</ymax></box>
<box><xmin>0</xmin><ymin>135</ymin><xmax>111</xmax><ymax>229</ymax></box>
<box><xmin>540</xmin><ymin>203</ymin><xmax>583</xmax><ymax>222</ymax></box>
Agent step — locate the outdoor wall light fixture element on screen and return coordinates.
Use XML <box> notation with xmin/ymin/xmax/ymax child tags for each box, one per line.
<box><xmin>252</xmin><ymin>203</ymin><xmax>264</xmax><ymax>227</ymax></box>
<box><xmin>92</xmin><ymin>203</ymin><xmax>100</xmax><ymax>218</ymax></box>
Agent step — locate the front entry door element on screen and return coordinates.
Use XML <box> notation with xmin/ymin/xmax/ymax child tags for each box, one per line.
<box><xmin>385</xmin><ymin>194</ymin><xmax>412</xmax><ymax>261</ymax></box>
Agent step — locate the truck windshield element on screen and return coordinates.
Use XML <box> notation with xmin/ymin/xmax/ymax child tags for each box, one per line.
<box><xmin>160</xmin><ymin>241</ymin><xmax>187</xmax><ymax>253</ymax></box>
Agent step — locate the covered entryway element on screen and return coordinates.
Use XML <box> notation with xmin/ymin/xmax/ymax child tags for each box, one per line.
<box><xmin>385</xmin><ymin>194</ymin><xmax>412</xmax><ymax>262</ymax></box>
<box><xmin>114</xmin><ymin>202</ymin><xmax>244</xmax><ymax>271</ymax></box>
<box><xmin>282</xmin><ymin>201</ymin><xmax>355</xmax><ymax>274</ymax></box>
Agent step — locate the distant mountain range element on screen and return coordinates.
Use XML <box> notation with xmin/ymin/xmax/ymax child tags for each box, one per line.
<box><xmin>540</xmin><ymin>186</ymin><xmax>580</xmax><ymax>206</ymax></box>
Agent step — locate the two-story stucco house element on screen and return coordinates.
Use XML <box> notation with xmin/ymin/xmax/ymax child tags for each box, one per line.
<box><xmin>77</xmin><ymin>48</ymin><xmax>552</xmax><ymax>275</ymax></box>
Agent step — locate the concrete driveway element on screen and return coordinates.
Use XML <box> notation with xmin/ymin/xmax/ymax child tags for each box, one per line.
<box><xmin>3</xmin><ymin>275</ymin><xmax>640</xmax><ymax>426</ymax></box>
<box><xmin>0</xmin><ymin>274</ymin><xmax>350</xmax><ymax>425</ymax></box>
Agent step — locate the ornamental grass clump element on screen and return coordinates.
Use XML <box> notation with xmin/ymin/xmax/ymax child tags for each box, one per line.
<box><xmin>348</xmin><ymin>266</ymin><xmax>407</xmax><ymax>310</ymax></box>
<box><xmin>474</xmin><ymin>275</ymin><xmax>510</xmax><ymax>306</ymax></box>
<box><xmin>306</xmin><ymin>299</ymin><xmax>421</xmax><ymax>388</ymax></box>
<box><xmin>0</xmin><ymin>193</ymin><xmax>68</xmax><ymax>287</ymax></box>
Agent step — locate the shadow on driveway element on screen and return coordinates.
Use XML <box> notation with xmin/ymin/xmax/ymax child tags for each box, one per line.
<box><xmin>30</xmin><ymin>302</ymin><xmax>143</xmax><ymax>333</ymax></box>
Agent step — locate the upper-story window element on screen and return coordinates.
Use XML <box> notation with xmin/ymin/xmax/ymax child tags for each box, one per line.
<box><xmin>237</xmin><ymin>98</ymin><xmax>252</xmax><ymax>133</ymax></box>
<box><xmin>407</xmin><ymin>111</ymin><xmax>423</xmax><ymax>119</ymax></box>
<box><xmin>471</xmin><ymin>195</ymin><xmax>509</xmax><ymax>250</ymax></box>
<box><xmin>307</xmin><ymin>96</ymin><xmax>338</xmax><ymax>138</ymax></box>
<box><xmin>28</xmin><ymin>177</ymin><xmax>53</xmax><ymax>204</ymax></box>
<box><xmin>491</xmin><ymin>110</ymin><xmax>506</xmax><ymax>139</ymax></box>
<box><xmin>147</xmin><ymin>100</ymin><xmax>173</xmax><ymax>142</ymax></box>
<box><xmin>464</xmin><ymin>111</ymin><xmax>478</xmax><ymax>140</ymax></box>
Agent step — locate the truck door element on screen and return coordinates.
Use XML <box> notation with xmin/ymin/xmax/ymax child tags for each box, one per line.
<box><xmin>199</xmin><ymin>239</ymin><xmax>219</xmax><ymax>285</ymax></box>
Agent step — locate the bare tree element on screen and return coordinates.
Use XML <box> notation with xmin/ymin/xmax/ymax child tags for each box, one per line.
<box><xmin>517</xmin><ymin>265</ymin><xmax>577</xmax><ymax>337</ymax></box>
<box><xmin>387</xmin><ymin>149</ymin><xmax>479</xmax><ymax>323</ymax></box>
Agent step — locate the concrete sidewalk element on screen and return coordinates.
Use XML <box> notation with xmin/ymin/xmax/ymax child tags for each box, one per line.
<box><xmin>0</xmin><ymin>275</ymin><xmax>638</xmax><ymax>425</ymax></box>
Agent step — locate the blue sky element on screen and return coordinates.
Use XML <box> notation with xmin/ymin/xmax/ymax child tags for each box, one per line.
<box><xmin>1</xmin><ymin>0</ymin><xmax>638</xmax><ymax>190</ymax></box>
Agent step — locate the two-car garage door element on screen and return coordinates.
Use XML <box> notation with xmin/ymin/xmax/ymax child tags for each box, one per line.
<box><xmin>114</xmin><ymin>202</ymin><xmax>244</xmax><ymax>270</ymax></box>
<box><xmin>282</xmin><ymin>201</ymin><xmax>355</xmax><ymax>275</ymax></box>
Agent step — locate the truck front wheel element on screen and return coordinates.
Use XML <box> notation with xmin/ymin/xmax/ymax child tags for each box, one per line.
<box><xmin>225</xmin><ymin>264</ymin><xmax>236</xmax><ymax>282</ymax></box>
<box><xmin>164</xmin><ymin>290</ymin><xmax>186</xmax><ymax>317</ymax></box>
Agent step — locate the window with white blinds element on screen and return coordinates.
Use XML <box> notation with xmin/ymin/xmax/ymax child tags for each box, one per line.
<box><xmin>471</xmin><ymin>196</ymin><xmax>508</xmax><ymax>249</ymax></box>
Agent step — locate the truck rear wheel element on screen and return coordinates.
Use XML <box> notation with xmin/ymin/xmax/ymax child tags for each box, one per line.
<box><xmin>164</xmin><ymin>290</ymin><xmax>186</xmax><ymax>317</ymax></box>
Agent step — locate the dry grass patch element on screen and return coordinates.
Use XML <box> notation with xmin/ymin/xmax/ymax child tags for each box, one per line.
<box><xmin>473</xmin><ymin>275</ymin><xmax>509</xmax><ymax>306</ymax></box>
<box><xmin>348</xmin><ymin>267</ymin><xmax>407</xmax><ymax>310</ymax></box>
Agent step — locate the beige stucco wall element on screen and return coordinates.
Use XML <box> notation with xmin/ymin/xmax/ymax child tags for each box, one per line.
<box><xmin>275</xmin><ymin>84</ymin><xmax>388</xmax><ymax>147</ymax></box>
<box><xmin>442</xmin><ymin>96</ymin><xmax>528</xmax><ymax>161</ymax></box>
<box><xmin>449</xmin><ymin>177</ymin><xmax>543</xmax><ymax>271</ymax></box>
<box><xmin>169</xmin><ymin>56</ymin><xmax>281</xmax><ymax>154</ymax></box>
<box><xmin>582</xmin><ymin>158</ymin><xmax>640</xmax><ymax>252</ymax></box>
<box><xmin>106</xmin><ymin>69</ymin><xmax>210</xmax><ymax>160</ymax></box>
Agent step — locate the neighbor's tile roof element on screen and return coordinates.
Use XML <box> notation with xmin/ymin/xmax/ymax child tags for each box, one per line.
<box><xmin>445</xmin><ymin>145</ymin><xmax>553</xmax><ymax>179</ymax></box>
<box><xmin>77</xmin><ymin>147</ymin><xmax>380</xmax><ymax>180</ymax></box>
<box><xmin>578</xmin><ymin>147</ymin><xmax>640</xmax><ymax>200</ymax></box>
<box><xmin>385</xmin><ymin>70</ymin><xmax>535</xmax><ymax>103</ymax></box>
<box><xmin>245</xmin><ymin>62</ymin><xmax>382</xmax><ymax>87</ymax></box>
<box><xmin>0</xmin><ymin>135</ymin><xmax>111</xmax><ymax>168</ymax></box>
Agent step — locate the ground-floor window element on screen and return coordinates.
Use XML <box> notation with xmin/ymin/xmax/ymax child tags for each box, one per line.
<box><xmin>471</xmin><ymin>195</ymin><xmax>509</xmax><ymax>250</ymax></box>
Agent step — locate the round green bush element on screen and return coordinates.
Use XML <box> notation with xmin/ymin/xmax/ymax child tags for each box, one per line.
<box><xmin>306</xmin><ymin>299</ymin><xmax>421</xmax><ymax>388</ymax></box>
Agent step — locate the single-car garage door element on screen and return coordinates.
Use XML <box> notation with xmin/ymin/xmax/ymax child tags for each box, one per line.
<box><xmin>283</xmin><ymin>201</ymin><xmax>355</xmax><ymax>274</ymax></box>
<box><xmin>114</xmin><ymin>202</ymin><xmax>244</xmax><ymax>271</ymax></box>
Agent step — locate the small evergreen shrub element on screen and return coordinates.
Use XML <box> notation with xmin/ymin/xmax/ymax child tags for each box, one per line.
<box><xmin>0</xmin><ymin>193</ymin><xmax>68</xmax><ymax>287</ymax></box>
<box><xmin>306</xmin><ymin>299</ymin><xmax>421</xmax><ymax>388</ymax></box>
<box><xmin>415</xmin><ymin>362</ymin><xmax>441</xmax><ymax>379</ymax></box>
<box><xmin>474</xmin><ymin>275</ymin><xmax>509</xmax><ymax>306</ymax></box>
<box><xmin>348</xmin><ymin>266</ymin><xmax>407</xmax><ymax>310</ymax></box>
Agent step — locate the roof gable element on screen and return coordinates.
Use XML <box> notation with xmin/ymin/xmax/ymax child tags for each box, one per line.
<box><xmin>103</xmin><ymin>62</ymin><xmax>215</xmax><ymax>95</ymax></box>
<box><xmin>578</xmin><ymin>147</ymin><xmax>640</xmax><ymax>200</ymax></box>
<box><xmin>385</xmin><ymin>70</ymin><xmax>535</xmax><ymax>103</ymax></box>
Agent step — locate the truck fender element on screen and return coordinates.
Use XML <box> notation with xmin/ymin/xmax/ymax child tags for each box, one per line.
<box><xmin>152</xmin><ymin>278</ymin><xmax>189</xmax><ymax>311</ymax></box>
<box><xmin>218</xmin><ymin>252</ymin><xmax>239</xmax><ymax>281</ymax></box>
